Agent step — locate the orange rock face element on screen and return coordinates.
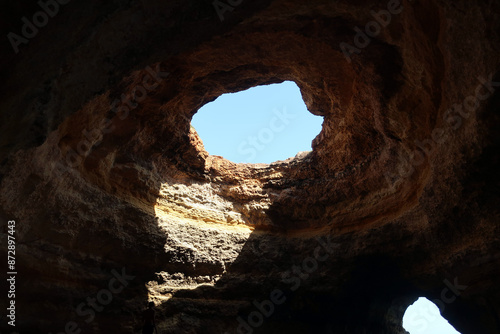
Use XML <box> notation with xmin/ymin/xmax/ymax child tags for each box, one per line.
<box><xmin>0</xmin><ymin>0</ymin><xmax>499</xmax><ymax>333</ymax></box>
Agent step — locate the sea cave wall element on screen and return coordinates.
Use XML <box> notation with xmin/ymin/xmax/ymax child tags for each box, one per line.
<box><xmin>0</xmin><ymin>0</ymin><xmax>499</xmax><ymax>333</ymax></box>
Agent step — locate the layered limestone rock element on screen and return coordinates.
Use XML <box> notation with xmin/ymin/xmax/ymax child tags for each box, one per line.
<box><xmin>0</xmin><ymin>0</ymin><xmax>499</xmax><ymax>333</ymax></box>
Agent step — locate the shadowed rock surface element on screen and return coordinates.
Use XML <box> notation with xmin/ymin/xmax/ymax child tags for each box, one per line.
<box><xmin>0</xmin><ymin>0</ymin><xmax>499</xmax><ymax>333</ymax></box>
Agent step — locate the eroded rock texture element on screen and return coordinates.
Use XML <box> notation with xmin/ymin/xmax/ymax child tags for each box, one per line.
<box><xmin>1</xmin><ymin>0</ymin><xmax>499</xmax><ymax>333</ymax></box>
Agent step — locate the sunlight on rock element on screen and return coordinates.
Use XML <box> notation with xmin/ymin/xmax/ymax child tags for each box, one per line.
<box><xmin>149</xmin><ymin>180</ymin><xmax>254</xmax><ymax>302</ymax></box>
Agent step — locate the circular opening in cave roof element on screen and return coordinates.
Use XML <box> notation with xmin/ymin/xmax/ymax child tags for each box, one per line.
<box><xmin>191</xmin><ymin>81</ymin><xmax>323</xmax><ymax>164</ymax></box>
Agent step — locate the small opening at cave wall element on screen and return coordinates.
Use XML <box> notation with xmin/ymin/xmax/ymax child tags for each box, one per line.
<box><xmin>191</xmin><ymin>81</ymin><xmax>323</xmax><ymax>164</ymax></box>
<box><xmin>403</xmin><ymin>297</ymin><xmax>461</xmax><ymax>334</ymax></box>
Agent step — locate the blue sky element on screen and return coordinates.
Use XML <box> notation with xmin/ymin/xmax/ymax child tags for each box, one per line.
<box><xmin>191</xmin><ymin>82</ymin><xmax>460</xmax><ymax>334</ymax></box>
<box><xmin>191</xmin><ymin>81</ymin><xmax>323</xmax><ymax>163</ymax></box>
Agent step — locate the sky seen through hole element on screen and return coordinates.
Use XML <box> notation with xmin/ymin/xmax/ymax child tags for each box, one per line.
<box><xmin>192</xmin><ymin>82</ymin><xmax>460</xmax><ymax>334</ymax></box>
